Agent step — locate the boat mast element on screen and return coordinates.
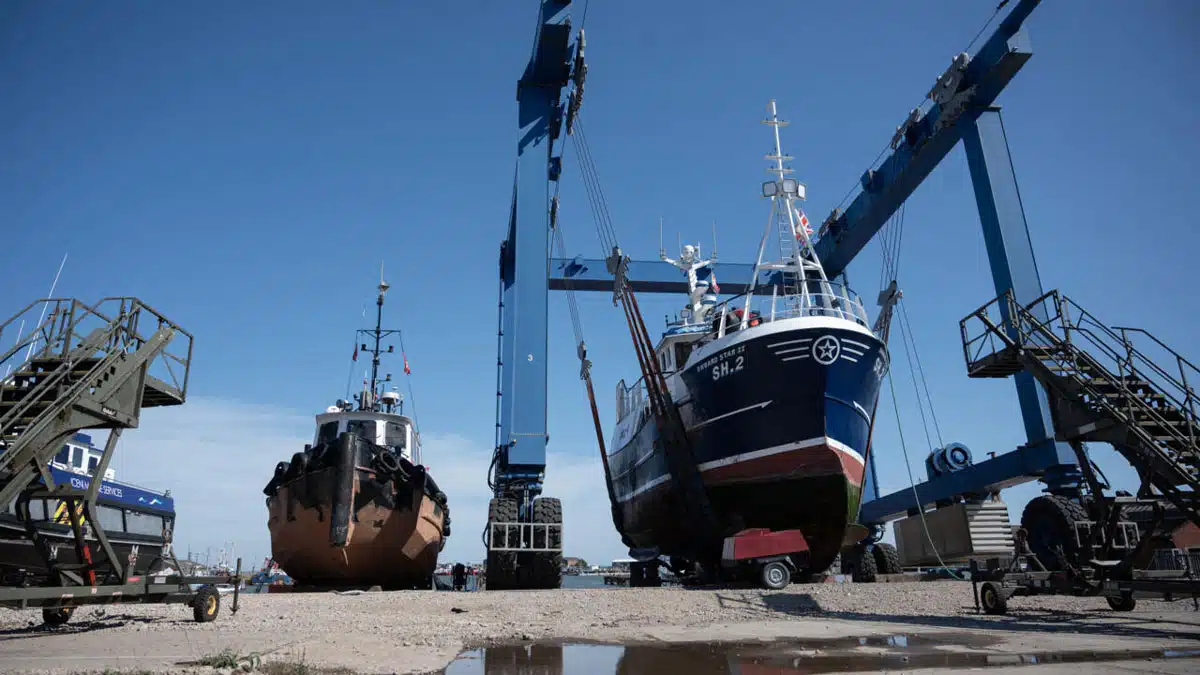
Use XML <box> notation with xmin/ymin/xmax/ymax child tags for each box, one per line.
<box><xmin>358</xmin><ymin>266</ymin><xmax>392</xmax><ymax>412</ymax></box>
<box><xmin>744</xmin><ymin>100</ymin><xmax>833</xmax><ymax>326</ymax></box>
<box><xmin>369</xmin><ymin>273</ymin><xmax>389</xmax><ymax>403</ymax></box>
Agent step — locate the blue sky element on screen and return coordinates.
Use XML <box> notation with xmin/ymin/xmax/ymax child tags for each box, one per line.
<box><xmin>3</xmin><ymin>1</ymin><xmax>1198</xmax><ymax>568</ymax></box>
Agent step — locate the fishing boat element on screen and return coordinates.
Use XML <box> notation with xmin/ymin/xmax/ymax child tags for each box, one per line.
<box><xmin>0</xmin><ymin>433</ymin><xmax>177</xmax><ymax>586</ymax></box>
<box><xmin>606</xmin><ymin>101</ymin><xmax>889</xmax><ymax>577</ymax></box>
<box><xmin>263</xmin><ymin>277</ymin><xmax>450</xmax><ymax>590</ymax></box>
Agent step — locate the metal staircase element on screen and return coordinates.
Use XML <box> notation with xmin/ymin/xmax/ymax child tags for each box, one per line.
<box><xmin>0</xmin><ymin>297</ymin><xmax>193</xmax><ymax>510</ymax></box>
<box><xmin>960</xmin><ymin>289</ymin><xmax>1199</xmax><ymax>527</ymax></box>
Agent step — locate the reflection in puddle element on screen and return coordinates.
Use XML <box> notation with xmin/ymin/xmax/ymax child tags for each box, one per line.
<box><xmin>442</xmin><ymin>637</ymin><xmax>1200</xmax><ymax>674</ymax></box>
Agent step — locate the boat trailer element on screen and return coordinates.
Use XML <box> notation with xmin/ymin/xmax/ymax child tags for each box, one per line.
<box><xmin>0</xmin><ymin>297</ymin><xmax>241</xmax><ymax>626</ymax></box>
<box><xmin>0</xmin><ymin>561</ymin><xmax>242</xmax><ymax>625</ymax></box>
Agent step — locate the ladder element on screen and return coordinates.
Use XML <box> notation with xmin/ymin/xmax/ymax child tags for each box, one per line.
<box><xmin>0</xmin><ymin>297</ymin><xmax>193</xmax><ymax>511</ymax></box>
<box><xmin>960</xmin><ymin>290</ymin><xmax>1199</xmax><ymax>526</ymax></box>
<box><xmin>775</xmin><ymin>207</ymin><xmax>804</xmax><ymax>315</ymax></box>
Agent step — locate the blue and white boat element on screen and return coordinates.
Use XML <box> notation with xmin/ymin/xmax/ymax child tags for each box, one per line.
<box><xmin>0</xmin><ymin>432</ymin><xmax>177</xmax><ymax>585</ymax></box>
<box><xmin>606</xmin><ymin>101</ymin><xmax>890</xmax><ymax>576</ymax></box>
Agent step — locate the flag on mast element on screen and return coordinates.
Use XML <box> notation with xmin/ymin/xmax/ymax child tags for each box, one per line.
<box><xmin>352</xmin><ymin>342</ymin><xmax>358</xmax><ymax>362</ymax></box>
<box><xmin>403</xmin><ymin>352</ymin><xmax>411</xmax><ymax>375</ymax></box>
<box><xmin>792</xmin><ymin>206</ymin><xmax>813</xmax><ymax>239</ymax></box>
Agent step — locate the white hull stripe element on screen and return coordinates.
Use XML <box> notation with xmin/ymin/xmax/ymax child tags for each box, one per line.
<box><xmin>614</xmin><ymin>474</ymin><xmax>672</xmax><ymax>503</ymax></box>
<box><xmin>695</xmin><ymin>436</ymin><xmax>865</xmax><ymax>473</ymax></box>
<box><xmin>685</xmin><ymin>400</ymin><xmax>772</xmax><ymax>433</ymax></box>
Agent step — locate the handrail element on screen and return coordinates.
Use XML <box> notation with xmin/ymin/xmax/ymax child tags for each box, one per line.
<box><xmin>960</xmin><ymin>289</ymin><xmax>1198</xmax><ymax>489</ymax></box>
<box><xmin>993</xmin><ymin>291</ymin><xmax>1197</xmax><ymax>482</ymax></box>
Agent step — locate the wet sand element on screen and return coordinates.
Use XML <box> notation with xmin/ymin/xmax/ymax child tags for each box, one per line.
<box><xmin>0</xmin><ymin>583</ymin><xmax>1197</xmax><ymax>673</ymax></box>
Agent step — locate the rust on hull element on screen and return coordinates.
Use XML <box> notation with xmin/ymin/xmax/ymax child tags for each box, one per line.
<box><xmin>265</xmin><ymin>433</ymin><xmax>449</xmax><ymax>590</ymax></box>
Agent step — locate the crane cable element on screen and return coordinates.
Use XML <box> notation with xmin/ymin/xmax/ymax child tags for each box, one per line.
<box><xmin>872</xmin><ymin>183</ymin><xmax>959</xmax><ymax>578</ymax></box>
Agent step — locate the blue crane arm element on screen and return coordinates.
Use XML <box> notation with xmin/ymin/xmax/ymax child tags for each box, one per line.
<box><xmin>550</xmin><ymin>257</ymin><xmax>780</xmax><ymax>296</ymax></box>
<box><xmin>814</xmin><ymin>0</ymin><xmax>1040</xmax><ymax>279</ymax></box>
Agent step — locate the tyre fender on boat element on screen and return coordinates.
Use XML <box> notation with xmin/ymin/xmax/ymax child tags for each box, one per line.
<box><xmin>374</xmin><ymin>450</ymin><xmax>401</xmax><ymax>475</ymax></box>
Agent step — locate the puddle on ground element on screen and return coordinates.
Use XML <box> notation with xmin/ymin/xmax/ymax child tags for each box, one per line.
<box><xmin>440</xmin><ymin>636</ymin><xmax>1200</xmax><ymax>674</ymax></box>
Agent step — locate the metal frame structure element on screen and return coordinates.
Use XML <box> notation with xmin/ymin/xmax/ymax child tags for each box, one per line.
<box><xmin>0</xmin><ymin>297</ymin><xmax>238</xmax><ymax>624</ymax></box>
<box><xmin>497</xmin><ymin>0</ymin><xmax>1197</xmax><ymax>591</ymax></box>
<box><xmin>542</xmin><ymin>0</ymin><xmax>1076</xmax><ymax>529</ymax></box>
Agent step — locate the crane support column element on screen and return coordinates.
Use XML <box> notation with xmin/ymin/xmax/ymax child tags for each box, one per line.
<box><xmin>489</xmin><ymin>0</ymin><xmax>577</xmax><ymax>590</ymax></box>
<box><xmin>496</xmin><ymin>0</ymin><xmax>572</xmax><ymax>491</ymax></box>
<box><xmin>962</xmin><ymin>108</ymin><xmax>1080</xmax><ymax>495</ymax></box>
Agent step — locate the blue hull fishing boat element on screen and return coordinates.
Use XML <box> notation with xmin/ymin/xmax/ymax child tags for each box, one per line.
<box><xmin>607</xmin><ymin>101</ymin><xmax>890</xmax><ymax>577</ymax></box>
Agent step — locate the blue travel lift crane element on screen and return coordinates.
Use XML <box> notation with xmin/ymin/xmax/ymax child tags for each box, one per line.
<box><xmin>493</xmin><ymin>0</ymin><xmax>1200</xmax><ymax>600</ymax></box>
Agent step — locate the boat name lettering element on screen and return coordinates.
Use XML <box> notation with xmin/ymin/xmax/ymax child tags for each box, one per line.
<box><xmin>696</xmin><ymin>345</ymin><xmax>746</xmax><ymax>373</ymax></box>
<box><xmin>69</xmin><ymin>476</ymin><xmax>123</xmax><ymax>499</ymax></box>
<box><xmin>701</xmin><ymin>346</ymin><xmax>747</xmax><ymax>382</ymax></box>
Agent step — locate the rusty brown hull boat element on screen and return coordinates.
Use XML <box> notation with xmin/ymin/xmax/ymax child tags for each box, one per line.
<box><xmin>263</xmin><ymin>276</ymin><xmax>450</xmax><ymax>590</ymax></box>
<box><xmin>265</xmin><ymin>431</ymin><xmax>448</xmax><ymax>589</ymax></box>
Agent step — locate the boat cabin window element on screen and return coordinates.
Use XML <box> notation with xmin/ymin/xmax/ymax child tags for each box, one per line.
<box><xmin>87</xmin><ymin>454</ymin><xmax>100</xmax><ymax>475</ymax></box>
<box><xmin>674</xmin><ymin>342</ymin><xmax>694</xmax><ymax>368</ymax></box>
<box><xmin>98</xmin><ymin>505</ymin><xmax>125</xmax><ymax>532</ymax></box>
<box><xmin>126</xmin><ymin>510</ymin><xmax>163</xmax><ymax>537</ymax></box>
<box><xmin>71</xmin><ymin>448</ymin><xmax>84</xmax><ymax>469</ymax></box>
<box><xmin>347</xmin><ymin>419</ymin><xmax>380</xmax><ymax>445</ymax></box>
<box><xmin>54</xmin><ymin>446</ymin><xmax>70</xmax><ymax>465</ymax></box>
<box><xmin>317</xmin><ymin>421</ymin><xmax>339</xmax><ymax>445</ymax></box>
<box><xmin>384</xmin><ymin>421</ymin><xmax>408</xmax><ymax>451</ymax></box>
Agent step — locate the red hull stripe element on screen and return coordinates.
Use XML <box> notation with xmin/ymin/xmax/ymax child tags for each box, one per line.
<box><xmin>701</xmin><ymin>441</ymin><xmax>865</xmax><ymax>488</ymax></box>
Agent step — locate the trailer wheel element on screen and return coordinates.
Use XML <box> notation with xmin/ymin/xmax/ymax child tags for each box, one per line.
<box><xmin>1107</xmin><ymin>592</ymin><xmax>1137</xmax><ymax>612</ymax></box>
<box><xmin>193</xmin><ymin>585</ymin><xmax>220</xmax><ymax>623</ymax></box>
<box><xmin>42</xmin><ymin>605</ymin><xmax>74</xmax><ymax>627</ymax></box>
<box><xmin>760</xmin><ymin>561</ymin><xmax>791</xmax><ymax>590</ymax></box>
<box><xmin>980</xmin><ymin>582</ymin><xmax>1008</xmax><ymax>615</ymax></box>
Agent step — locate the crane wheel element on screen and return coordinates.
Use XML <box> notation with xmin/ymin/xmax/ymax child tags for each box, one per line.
<box><xmin>532</xmin><ymin>498</ymin><xmax>563</xmax><ymax>589</ymax></box>
<box><xmin>485</xmin><ymin>498</ymin><xmax>519</xmax><ymax>590</ymax></box>
<box><xmin>872</xmin><ymin>542</ymin><xmax>902</xmax><ymax>575</ymax></box>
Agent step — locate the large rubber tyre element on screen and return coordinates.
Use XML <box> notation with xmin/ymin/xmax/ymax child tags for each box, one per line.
<box><xmin>1021</xmin><ymin>495</ymin><xmax>1090</xmax><ymax>571</ymax></box>
<box><xmin>872</xmin><ymin>542</ymin><xmax>902</xmax><ymax>575</ymax></box>
<box><xmin>486</xmin><ymin>498</ymin><xmax>518</xmax><ymax>591</ymax></box>
<box><xmin>980</xmin><ymin>582</ymin><xmax>1008</xmax><ymax>615</ymax></box>
<box><xmin>841</xmin><ymin>546</ymin><xmax>878</xmax><ymax>583</ymax></box>
<box><xmin>192</xmin><ymin>585</ymin><xmax>220</xmax><ymax>623</ymax></box>
<box><xmin>760</xmin><ymin>561</ymin><xmax>791</xmax><ymax>590</ymax></box>
<box><xmin>42</xmin><ymin>605</ymin><xmax>73</xmax><ymax>627</ymax></box>
<box><xmin>1107</xmin><ymin>592</ymin><xmax>1137</xmax><ymax>612</ymax></box>
<box><xmin>532</xmin><ymin>498</ymin><xmax>563</xmax><ymax>589</ymax></box>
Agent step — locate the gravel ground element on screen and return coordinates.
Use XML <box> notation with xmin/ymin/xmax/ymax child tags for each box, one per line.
<box><xmin>1</xmin><ymin>582</ymin><xmax>1198</xmax><ymax>674</ymax></box>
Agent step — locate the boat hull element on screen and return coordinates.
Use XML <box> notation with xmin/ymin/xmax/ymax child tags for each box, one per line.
<box><xmin>0</xmin><ymin>517</ymin><xmax>169</xmax><ymax>585</ymax></box>
<box><xmin>265</xmin><ymin>433</ymin><xmax>448</xmax><ymax>590</ymax></box>
<box><xmin>608</xmin><ymin>317</ymin><xmax>885</xmax><ymax>571</ymax></box>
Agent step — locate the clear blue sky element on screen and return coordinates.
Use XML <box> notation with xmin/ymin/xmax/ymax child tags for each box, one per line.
<box><xmin>3</xmin><ymin>1</ymin><xmax>1197</xmax><ymax>567</ymax></box>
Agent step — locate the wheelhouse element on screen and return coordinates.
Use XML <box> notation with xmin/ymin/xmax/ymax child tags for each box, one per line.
<box><xmin>312</xmin><ymin>410</ymin><xmax>420</xmax><ymax>464</ymax></box>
